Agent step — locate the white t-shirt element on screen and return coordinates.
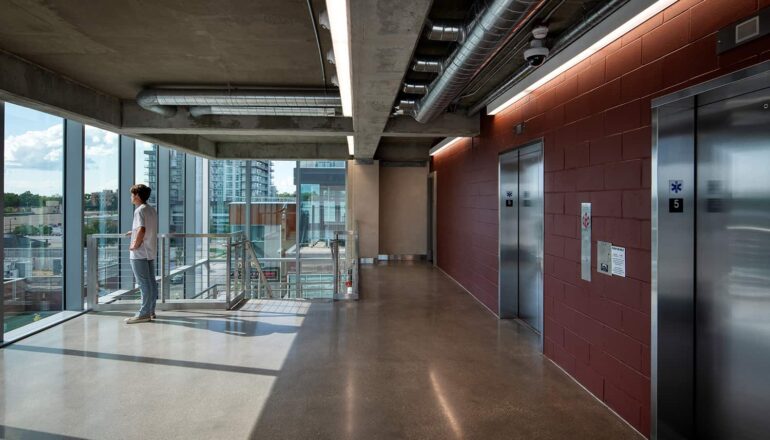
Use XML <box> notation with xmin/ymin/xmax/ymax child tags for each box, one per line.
<box><xmin>130</xmin><ymin>204</ymin><xmax>158</xmax><ymax>260</ymax></box>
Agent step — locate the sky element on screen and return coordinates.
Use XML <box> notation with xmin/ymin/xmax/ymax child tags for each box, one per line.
<box><xmin>272</xmin><ymin>160</ymin><xmax>296</xmax><ymax>194</ymax></box>
<box><xmin>4</xmin><ymin>102</ymin><xmax>297</xmax><ymax>197</ymax></box>
<box><xmin>4</xmin><ymin>103</ymin><xmax>119</xmax><ymax>196</ymax></box>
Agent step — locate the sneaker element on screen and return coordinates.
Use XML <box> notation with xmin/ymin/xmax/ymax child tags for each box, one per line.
<box><xmin>125</xmin><ymin>316</ymin><xmax>152</xmax><ymax>324</ymax></box>
<box><xmin>151</xmin><ymin>313</ymin><xmax>156</xmax><ymax>319</ymax></box>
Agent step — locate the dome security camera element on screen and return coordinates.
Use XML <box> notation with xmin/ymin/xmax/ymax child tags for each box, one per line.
<box><xmin>523</xmin><ymin>26</ymin><xmax>549</xmax><ymax>67</ymax></box>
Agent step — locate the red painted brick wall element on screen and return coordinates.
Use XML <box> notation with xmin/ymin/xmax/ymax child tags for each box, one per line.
<box><xmin>433</xmin><ymin>0</ymin><xmax>770</xmax><ymax>436</ymax></box>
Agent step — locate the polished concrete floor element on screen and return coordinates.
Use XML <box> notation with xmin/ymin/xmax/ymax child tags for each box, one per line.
<box><xmin>0</xmin><ymin>263</ymin><xmax>642</xmax><ymax>440</ymax></box>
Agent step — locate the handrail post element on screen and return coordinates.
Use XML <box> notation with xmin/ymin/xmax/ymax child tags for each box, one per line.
<box><xmin>160</xmin><ymin>235</ymin><xmax>168</xmax><ymax>304</ymax></box>
<box><xmin>241</xmin><ymin>238</ymin><xmax>247</xmax><ymax>298</ymax></box>
<box><xmin>225</xmin><ymin>236</ymin><xmax>232</xmax><ymax>305</ymax></box>
<box><xmin>86</xmin><ymin>236</ymin><xmax>98</xmax><ymax>310</ymax></box>
<box><xmin>332</xmin><ymin>233</ymin><xmax>340</xmax><ymax>299</ymax></box>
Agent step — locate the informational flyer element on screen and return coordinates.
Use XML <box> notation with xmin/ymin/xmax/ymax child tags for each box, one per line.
<box><xmin>611</xmin><ymin>246</ymin><xmax>626</xmax><ymax>277</ymax></box>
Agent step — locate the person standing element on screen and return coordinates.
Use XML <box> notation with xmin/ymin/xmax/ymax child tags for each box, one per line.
<box><xmin>125</xmin><ymin>184</ymin><xmax>158</xmax><ymax>324</ymax></box>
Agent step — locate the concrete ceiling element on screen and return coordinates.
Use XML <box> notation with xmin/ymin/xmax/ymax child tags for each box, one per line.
<box><xmin>0</xmin><ymin>0</ymin><xmax>335</xmax><ymax>97</ymax></box>
<box><xmin>0</xmin><ymin>0</ymin><xmax>481</xmax><ymax>160</ymax></box>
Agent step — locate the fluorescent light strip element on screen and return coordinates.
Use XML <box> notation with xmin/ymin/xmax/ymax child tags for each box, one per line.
<box><xmin>488</xmin><ymin>0</ymin><xmax>678</xmax><ymax>115</ymax></box>
<box><xmin>429</xmin><ymin>137</ymin><xmax>466</xmax><ymax>156</ymax></box>
<box><xmin>326</xmin><ymin>0</ymin><xmax>353</xmax><ymax>117</ymax></box>
<box><xmin>347</xmin><ymin>135</ymin><xmax>354</xmax><ymax>156</ymax></box>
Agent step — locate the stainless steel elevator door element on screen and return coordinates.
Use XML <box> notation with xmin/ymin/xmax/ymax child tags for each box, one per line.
<box><xmin>499</xmin><ymin>143</ymin><xmax>543</xmax><ymax>333</ymax></box>
<box><xmin>696</xmin><ymin>87</ymin><xmax>770</xmax><ymax>440</ymax></box>
<box><xmin>518</xmin><ymin>149</ymin><xmax>543</xmax><ymax>333</ymax></box>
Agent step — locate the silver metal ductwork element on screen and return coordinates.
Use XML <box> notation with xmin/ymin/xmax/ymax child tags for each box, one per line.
<box><xmin>425</xmin><ymin>21</ymin><xmax>465</xmax><ymax>42</ymax></box>
<box><xmin>403</xmin><ymin>83</ymin><xmax>429</xmax><ymax>95</ymax></box>
<box><xmin>467</xmin><ymin>0</ymin><xmax>628</xmax><ymax>115</ymax></box>
<box><xmin>401</xmin><ymin>0</ymin><xmax>540</xmax><ymax>123</ymax></box>
<box><xmin>189</xmin><ymin>106</ymin><xmax>337</xmax><ymax>117</ymax></box>
<box><xmin>412</xmin><ymin>59</ymin><xmax>443</xmax><ymax>73</ymax></box>
<box><xmin>136</xmin><ymin>89</ymin><xmax>342</xmax><ymax>117</ymax></box>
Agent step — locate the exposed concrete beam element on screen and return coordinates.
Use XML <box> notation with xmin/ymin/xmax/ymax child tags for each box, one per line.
<box><xmin>350</xmin><ymin>0</ymin><xmax>433</xmax><ymax>159</ymax></box>
<box><xmin>122</xmin><ymin>102</ymin><xmax>353</xmax><ymax>136</ymax></box>
<box><xmin>140</xmin><ymin>134</ymin><xmax>216</xmax><ymax>158</ymax></box>
<box><xmin>216</xmin><ymin>142</ymin><xmax>349</xmax><ymax>160</ymax></box>
<box><xmin>0</xmin><ymin>49</ymin><xmax>120</xmax><ymax>128</ymax></box>
<box><xmin>383</xmin><ymin>113</ymin><xmax>480</xmax><ymax>138</ymax></box>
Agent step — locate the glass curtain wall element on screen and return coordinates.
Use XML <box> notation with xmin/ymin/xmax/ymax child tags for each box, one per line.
<box><xmin>296</xmin><ymin>161</ymin><xmax>346</xmax><ymax>298</ymax></box>
<box><xmin>206</xmin><ymin>159</ymin><xmax>346</xmax><ymax>299</ymax></box>
<box><xmin>3</xmin><ymin>103</ymin><xmax>65</xmax><ymax>333</ymax></box>
<box><xmin>83</xmin><ymin>125</ymin><xmax>120</xmax><ymax>297</ymax></box>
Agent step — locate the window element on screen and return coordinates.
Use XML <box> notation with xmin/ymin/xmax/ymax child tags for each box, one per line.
<box><xmin>83</xmin><ymin>125</ymin><xmax>120</xmax><ymax>296</ymax></box>
<box><xmin>3</xmin><ymin>103</ymin><xmax>64</xmax><ymax>334</ymax></box>
<box><xmin>135</xmin><ymin>140</ymin><xmax>158</xmax><ymax>205</ymax></box>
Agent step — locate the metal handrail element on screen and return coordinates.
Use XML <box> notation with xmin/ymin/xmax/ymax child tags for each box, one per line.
<box><xmin>243</xmin><ymin>241</ymin><xmax>275</xmax><ymax>299</ymax></box>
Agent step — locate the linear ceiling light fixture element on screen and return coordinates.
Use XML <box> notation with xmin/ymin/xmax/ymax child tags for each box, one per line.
<box><xmin>487</xmin><ymin>0</ymin><xmax>678</xmax><ymax>115</ymax></box>
<box><xmin>347</xmin><ymin>136</ymin><xmax>354</xmax><ymax>156</ymax></box>
<box><xmin>326</xmin><ymin>0</ymin><xmax>353</xmax><ymax>118</ymax></box>
<box><xmin>429</xmin><ymin>137</ymin><xmax>467</xmax><ymax>156</ymax></box>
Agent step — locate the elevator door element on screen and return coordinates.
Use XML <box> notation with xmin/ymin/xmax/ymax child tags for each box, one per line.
<box><xmin>499</xmin><ymin>143</ymin><xmax>543</xmax><ymax>333</ymax></box>
<box><xmin>696</xmin><ymin>86</ymin><xmax>770</xmax><ymax>439</ymax></box>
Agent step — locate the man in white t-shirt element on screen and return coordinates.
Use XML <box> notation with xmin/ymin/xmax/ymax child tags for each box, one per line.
<box><xmin>125</xmin><ymin>184</ymin><xmax>158</xmax><ymax>324</ymax></box>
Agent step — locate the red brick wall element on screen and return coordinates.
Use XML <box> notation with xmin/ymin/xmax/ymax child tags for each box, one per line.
<box><xmin>433</xmin><ymin>0</ymin><xmax>770</xmax><ymax>436</ymax></box>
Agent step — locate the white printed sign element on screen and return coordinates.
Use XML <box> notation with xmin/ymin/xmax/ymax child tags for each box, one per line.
<box><xmin>611</xmin><ymin>246</ymin><xmax>626</xmax><ymax>277</ymax></box>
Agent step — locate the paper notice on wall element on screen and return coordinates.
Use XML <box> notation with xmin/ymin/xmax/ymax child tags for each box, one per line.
<box><xmin>611</xmin><ymin>246</ymin><xmax>626</xmax><ymax>277</ymax></box>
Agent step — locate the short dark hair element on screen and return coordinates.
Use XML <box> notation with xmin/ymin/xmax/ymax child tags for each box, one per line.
<box><xmin>130</xmin><ymin>184</ymin><xmax>152</xmax><ymax>203</ymax></box>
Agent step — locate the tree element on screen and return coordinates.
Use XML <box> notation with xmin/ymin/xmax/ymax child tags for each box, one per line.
<box><xmin>13</xmin><ymin>224</ymin><xmax>40</xmax><ymax>236</ymax></box>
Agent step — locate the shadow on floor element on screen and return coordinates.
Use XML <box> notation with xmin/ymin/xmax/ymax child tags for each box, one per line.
<box><xmin>5</xmin><ymin>344</ymin><xmax>280</xmax><ymax>377</ymax></box>
<box><xmin>94</xmin><ymin>311</ymin><xmax>300</xmax><ymax>338</ymax></box>
<box><xmin>0</xmin><ymin>424</ymin><xmax>91</xmax><ymax>440</ymax></box>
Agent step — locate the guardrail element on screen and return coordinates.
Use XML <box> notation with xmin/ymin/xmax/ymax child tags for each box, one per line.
<box><xmin>85</xmin><ymin>228</ymin><xmax>359</xmax><ymax>311</ymax></box>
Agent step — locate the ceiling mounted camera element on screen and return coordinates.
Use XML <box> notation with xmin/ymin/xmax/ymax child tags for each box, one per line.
<box><xmin>524</xmin><ymin>25</ymin><xmax>549</xmax><ymax>67</ymax></box>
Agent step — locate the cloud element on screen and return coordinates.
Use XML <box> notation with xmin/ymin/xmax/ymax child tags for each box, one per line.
<box><xmin>4</xmin><ymin>123</ymin><xmax>64</xmax><ymax>170</ymax></box>
<box><xmin>85</xmin><ymin>126</ymin><xmax>119</xmax><ymax>158</ymax></box>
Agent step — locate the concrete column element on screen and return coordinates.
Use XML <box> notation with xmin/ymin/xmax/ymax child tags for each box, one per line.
<box><xmin>347</xmin><ymin>160</ymin><xmax>379</xmax><ymax>259</ymax></box>
<box><xmin>63</xmin><ymin>120</ymin><xmax>84</xmax><ymax>310</ymax></box>
<box><xmin>379</xmin><ymin>164</ymin><xmax>428</xmax><ymax>256</ymax></box>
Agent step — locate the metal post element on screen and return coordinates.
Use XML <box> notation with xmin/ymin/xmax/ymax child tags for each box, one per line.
<box><xmin>0</xmin><ymin>102</ymin><xmax>5</xmax><ymax>340</ymax></box>
<box><xmin>244</xmin><ymin>161</ymin><xmax>252</xmax><ymax>297</ymax></box>
<box><xmin>160</xmin><ymin>235</ymin><xmax>168</xmax><ymax>303</ymax></box>
<box><xmin>86</xmin><ymin>236</ymin><xmax>98</xmax><ymax>309</ymax></box>
<box><xmin>63</xmin><ymin>120</ymin><xmax>85</xmax><ymax>311</ymax></box>
<box><xmin>225</xmin><ymin>236</ymin><xmax>232</xmax><ymax>304</ymax></box>
<box><xmin>332</xmin><ymin>234</ymin><xmax>339</xmax><ymax>299</ymax></box>
<box><xmin>295</xmin><ymin>161</ymin><xmax>302</xmax><ymax>299</ymax></box>
<box><xmin>184</xmin><ymin>153</ymin><xmax>196</xmax><ymax>298</ymax></box>
<box><xmin>119</xmin><ymin>136</ymin><xmax>135</xmax><ymax>291</ymax></box>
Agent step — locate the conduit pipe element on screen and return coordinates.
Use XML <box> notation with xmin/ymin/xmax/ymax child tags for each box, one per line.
<box><xmin>136</xmin><ymin>89</ymin><xmax>342</xmax><ymax>117</ymax></box>
<box><xmin>399</xmin><ymin>0</ymin><xmax>541</xmax><ymax>123</ymax></box>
